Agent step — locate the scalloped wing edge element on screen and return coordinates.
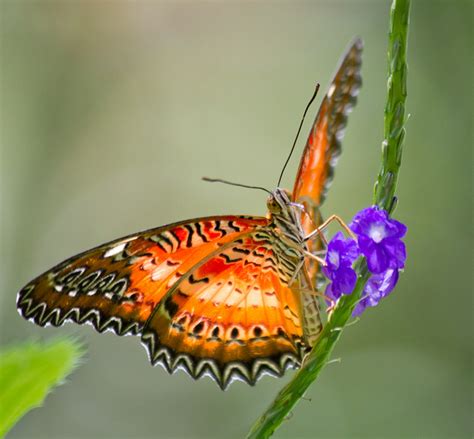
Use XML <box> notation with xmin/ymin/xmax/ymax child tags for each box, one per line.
<box><xmin>17</xmin><ymin>284</ymin><xmax>142</xmax><ymax>336</ymax></box>
<box><xmin>140</xmin><ymin>330</ymin><xmax>309</xmax><ymax>390</ymax></box>
<box><xmin>315</xmin><ymin>37</ymin><xmax>363</xmax><ymax>204</ymax></box>
<box><xmin>292</xmin><ymin>37</ymin><xmax>363</xmax><ymax>206</ymax></box>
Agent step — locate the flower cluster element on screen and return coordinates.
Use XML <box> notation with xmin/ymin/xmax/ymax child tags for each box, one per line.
<box><xmin>322</xmin><ymin>206</ymin><xmax>407</xmax><ymax>315</ymax></box>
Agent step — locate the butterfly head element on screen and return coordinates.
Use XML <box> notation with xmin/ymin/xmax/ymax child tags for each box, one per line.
<box><xmin>267</xmin><ymin>188</ymin><xmax>304</xmax><ymax>243</ymax></box>
<box><xmin>267</xmin><ymin>188</ymin><xmax>292</xmax><ymax>214</ymax></box>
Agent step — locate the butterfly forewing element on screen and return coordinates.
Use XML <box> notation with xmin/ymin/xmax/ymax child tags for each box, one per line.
<box><xmin>292</xmin><ymin>38</ymin><xmax>363</xmax><ymax>282</ymax></box>
<box><xmin>292</xmin><ymin>38</ymin><xmax>363</xmax><ymax>209</ymax></box>
<box><xmin>17</xmin><ymin>216</ymin><xmax>267</xmax><ymax>336</ymax></box>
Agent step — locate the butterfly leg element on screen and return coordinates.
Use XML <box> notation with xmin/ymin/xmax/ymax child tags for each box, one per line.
<box><xmin>304</xmin><ymin>214</ymin><xmax>356</xmax><ymax>242</ymax></box>
<box><xmin>303</xmin><ymin>250</ymin><xmax>326</xmax><ymax>266</ymax></box>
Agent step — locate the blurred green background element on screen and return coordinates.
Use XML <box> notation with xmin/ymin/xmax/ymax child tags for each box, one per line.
<box><xmin>1</xmin><ymin>1</ymin><xmax>471</xmax><ymax>438</ymax></box>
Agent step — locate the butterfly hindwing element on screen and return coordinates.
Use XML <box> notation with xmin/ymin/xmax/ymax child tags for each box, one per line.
<box><xmin>17</xmin><ymin>216</ymin><xmax>267</xmax><ymax>336</ymax></box>
<box><xmin>141</xmin><ymin>230</ymin><xmax>309</xmax><ymax>389</ymax></box>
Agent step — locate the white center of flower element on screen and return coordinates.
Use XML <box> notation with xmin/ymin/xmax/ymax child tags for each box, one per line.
<box><xmin>328</xmin><ymin>250</ymin><xmax>340</xmax><ymax>268</ymax></box>
<box><xmin>369</xmin><ymin>224</ymin><xmax>386</xmax><ymax>243</ymax></box>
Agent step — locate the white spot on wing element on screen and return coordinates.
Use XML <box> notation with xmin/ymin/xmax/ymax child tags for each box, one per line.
<box><xmin>224</xmin><ymin>289</ymin><xmax>241</xmax><ymax>307</ymax></box>
<box><xmin>213</xmin><ymin>282</ymin><xmax>233</xmax><ymax>304</ymax></box>
<box><xmin>248</xmin><ymin>289</ymin><xmax>263</xmax><ymax>307</ymax></box>
<box><xmin>327</xmin><ymin>83</ymin><xmax>336</xmax><ymax>98</ymax></box>
<box><xmin>197</xmin><ymin>282</ymin><xmax>223</xmax><ymax>302</ymax></box>
<box><xmin>264</xmin><ymin>292</ymin><xmax>279</xmax><ymax>308</ymax></box>
<box><xmin>104</xmin><ymin>242</ymin><xmax>127</xmax><ymax>258</ymax></box>
<box><xmin>152</xmin><ymin>262</ymin><xmax>177</xmax><ymax>282</ymax></box>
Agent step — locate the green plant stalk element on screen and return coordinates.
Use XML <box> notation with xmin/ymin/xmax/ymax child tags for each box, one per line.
<box><xmin>247</xmin><ymin>263</ymin><xmax>370</xmax><ymax>439</ymax></box>
<box><xmin>247</xmin><ymin>0</ymin><xmax>410</xmax><ymax>437</ymax></box>
<box><xmin>374</xmin><ymin>0</ymin><xmax>410</xmax><ymax>213</ymax></box>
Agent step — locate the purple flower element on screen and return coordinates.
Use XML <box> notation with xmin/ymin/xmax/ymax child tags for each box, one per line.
<box><xmin>321</xmin><ymin>206</ymin><xmax>407</xmax><ymax>315</ymax></box>
<box><xmin>349</xmin><ymin>206</ymin><xmax>407</xmax><ymax>274</ymax></box>
<box><xmin>323</xmin><ymin>232</ymin><xmax>360</xmax><ymax>301</ymax></box>
<box><xmin>352</xmin><ymin>268</ymin><xmax>399</xmax><ymax>316</ymax></box>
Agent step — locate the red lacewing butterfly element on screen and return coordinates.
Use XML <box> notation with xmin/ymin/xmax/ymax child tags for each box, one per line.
<box><xmin>17</xmin><ymin>39</ymin><xmax>362</xmax><ymax>389</ymax></box>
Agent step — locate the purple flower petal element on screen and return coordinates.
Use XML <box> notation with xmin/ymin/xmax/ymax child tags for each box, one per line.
<box><xmin>325</xmin><ymin>281</ymin><xmax>339</xmax><ymax>302</ymax></box>
<box><xmin>384</xmin><ymin>238</ymin><xmax>406</xmax><ymax>269</ymax></box>
<box><xmin>384</xmin><ymin>217</ymin><xmax>407</xmax><ymax>239</ymax></box>
<box><xmin>333</xmin><ymin>266</ymin><xmax>358</xmax><ymax>295</ymax></box>
<box><xmin>367</xmin><ymin>242</ymin><xmax>390</xmax><ymax>273</ymax></box>
<box><xmin>325</xmin><ymin>232</ymin><xmax>359</xmax><ymax>268</ymax></box>
<box><xmin>352</xmin><ymin>296</ymin><xmax>375</xmax><ymax>316</ymax></box>
<box><xmin>323</xmin><ymin>232</ymin><xmax>360</xmax><ymax>300</ymax></box>
<box><xmin>352</xmin><ymin>268</ymin><xmax>399</xmax><ymax>316</ymax></box>
<box><xmin>350</xmin><ymin>206</ymin><xmax>407</xmax><ymax>275</ymax></box>
<box><xmin>350</xmin><ymin>206</ymin><xmax>388</xmax><ymax>237</ymax></box>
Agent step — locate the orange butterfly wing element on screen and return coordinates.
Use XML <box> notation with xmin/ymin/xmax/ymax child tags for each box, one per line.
<box><xmin>17</xmin><ymin>216</ymin><xmax>267</xmax><ymax>336</ymax></box>
<box><xmin>292</xmin><ymin>38</ymin><xmax>363</xmax><ymax>280</ymax></box>
<box><xmin>292</xmin><ymin>38</ymin><xmax>363</xmax><ymax>209</ymax></box>
<box><xmin>141</xmin><ymin>231</ymin><xmax>309</xmax><ymax>389</ymax></box>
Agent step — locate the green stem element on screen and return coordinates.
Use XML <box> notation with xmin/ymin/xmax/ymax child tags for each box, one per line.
<box><xmin>374</xmin><ymin>0</ymin><xmax>410</xmax><ymax>213</ymax></box>
<box><xmin>247</xmin><ymin>263</ymin><xmax>370</xmax><ymax>439</ymax></box>
<box><xmin>246</xmin><ymin>1</ymin><xmax>410</xmax><ymax>437</ymax></box>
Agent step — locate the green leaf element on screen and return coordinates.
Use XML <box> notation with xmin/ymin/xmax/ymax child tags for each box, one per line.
<box><xmin>0</xmin><ymin>338</ymin><xmax>85</xmax><ymax>437</ymax></box>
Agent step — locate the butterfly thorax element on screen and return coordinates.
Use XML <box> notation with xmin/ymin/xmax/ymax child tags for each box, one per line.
<box><xmin>266</xmin><ymin>188</ymin><xmax>307</xmax><ymax>259</ymax></box>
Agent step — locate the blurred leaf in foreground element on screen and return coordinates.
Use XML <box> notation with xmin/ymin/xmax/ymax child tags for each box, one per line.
<box><xmin>0</xmin><ymin>338</ymin><xmax>84</xmax><ymax>437</ymax></box>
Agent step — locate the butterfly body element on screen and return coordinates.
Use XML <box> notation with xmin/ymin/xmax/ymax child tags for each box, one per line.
<box><xmin>267</xmin><ymin>188</ymin><xmax>307</xmax><ymax>250</ymax></box>
<box><xmin>17</xmin><ymin>39</ymin><xmax>363</xmax><ymax>389</ymax></box>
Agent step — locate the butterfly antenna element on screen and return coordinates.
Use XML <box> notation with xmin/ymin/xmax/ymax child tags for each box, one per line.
<box><xmin>202</xmin><ymin>177</ymin><xmax>272</xmax><ymax>195</ymax></box>
<box><xmin>277</xmin><ymin>83</ymin><xmax>320</xmax><ymax>187</ymax></box>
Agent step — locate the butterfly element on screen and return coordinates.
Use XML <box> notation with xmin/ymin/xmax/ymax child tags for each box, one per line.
<box><xmin>17</xmin><ymin>39</ymin><xmax>362</xmax><ymax>390</ymax></box>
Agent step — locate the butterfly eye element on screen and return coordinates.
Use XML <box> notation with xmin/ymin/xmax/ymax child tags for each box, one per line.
<box><xmin>267</xmin><ymin>197</ymin><xmax>280</xmax><ymax>213</ymax></box>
